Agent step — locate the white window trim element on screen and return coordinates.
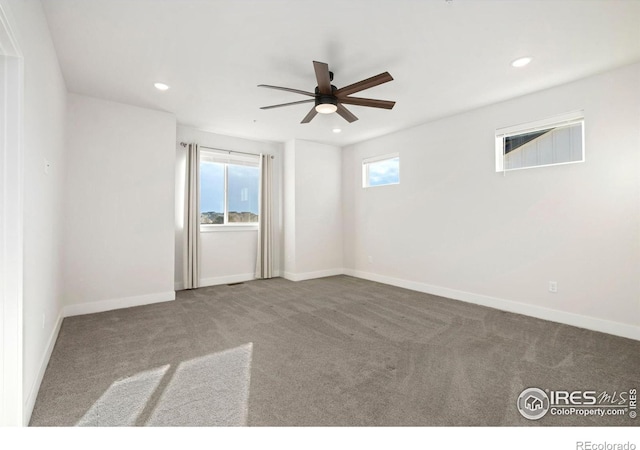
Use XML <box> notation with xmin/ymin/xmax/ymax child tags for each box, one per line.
<box><xmin>495</xmin><ymin>111</ymin><xmax>585</xmax><ymax>173</ymax></box>
<box><xmin>200</xmin><ymin>150</ymin><xmax>259</xmax><ymax>166</ymax></box>
<box><xmin>200</xmin><ymin>224</ymin><xmax>258</xmax><ymax>233</ymax></box>
<box><xmin>200</xmin><ymin>150</ymin><xmax>259</xmax><ymax>230</ymax></box>
<box><xmin>362</xmin><ymin>152</ymin><xmax>400</xmax><ymax>188</ymax></box>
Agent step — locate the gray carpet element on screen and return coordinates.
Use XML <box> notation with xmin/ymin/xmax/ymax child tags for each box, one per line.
<box><xmin>30</xmin><ymin>275</ymin><xmax>640</xmax><ymax>426</ymax></box>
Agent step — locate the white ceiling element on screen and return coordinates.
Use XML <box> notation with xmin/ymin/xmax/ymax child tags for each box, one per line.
<box><xmin>41</xmin><ymin>0</ymin><xmax>640</xmax><ymax>146</ymax></box>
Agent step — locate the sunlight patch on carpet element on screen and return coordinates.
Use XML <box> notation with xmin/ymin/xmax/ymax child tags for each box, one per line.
<box><xmin>146</xmin><ymin>343</ymin><xmax>253</xmax><ymax>426</ymax></box>
<box><xmin>77</xmin><ymin>365</ymin><xmax>169</xmax><ymax>426</ymax></box>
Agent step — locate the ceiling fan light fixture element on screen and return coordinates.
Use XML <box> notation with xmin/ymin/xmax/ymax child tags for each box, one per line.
<box><xmin>315</xmin><ymin>103</ymin><xmax>338</xmax><ymax>114</ymax></box>
<box><xmin>315</xmin><ymin>94</ymin><xmax>338</xmax><ymax>114</ymax></box>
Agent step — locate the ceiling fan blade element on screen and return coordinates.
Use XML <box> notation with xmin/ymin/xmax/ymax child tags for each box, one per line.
<box><xmin>258</xmin><ymin>84</ymin><xmax>316</xmax><ymax>97</ymax></box>
<box><xmin>334</xmin><ymin>72</ymin><xmax>393</xmax><ymax>97</ymax></box>
<box><xmin>336</xmin><ymin>104</ymin><xmax>358</xmax><ymax>123</ymax></box>
<box><xmin>300</xmin><ymin>107</ymin><xmax>318</xmax><ymax>124</ymax></box>
<box><xmin>338</xmin><ymin>97</ymin><xmax>396</xmax><ymax>110</ymax></box>
<box><xmin>260</xmin><ymin>99</ymin><xmax>315</xmax><ymax>110</ymax></box>
<box><xmin>313</xmin><ymin>61</ymin><xmax>332</xmax><ymax>95</ymax></box>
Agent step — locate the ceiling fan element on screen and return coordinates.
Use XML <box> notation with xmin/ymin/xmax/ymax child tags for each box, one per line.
<box><xmin>258</xmin><ymin>61</ymin><xmax>395</xmax><ymax>124</ymax></box>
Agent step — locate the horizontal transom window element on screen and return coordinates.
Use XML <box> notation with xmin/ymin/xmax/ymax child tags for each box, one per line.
<box><xmin>495</xmin><ymin>111</ymin><xmax>585</xmax><ymax>172</ymax></box>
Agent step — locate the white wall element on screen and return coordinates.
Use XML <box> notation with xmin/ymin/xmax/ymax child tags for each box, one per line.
<box><xmin>175</xmin><ymin>126</ymin><xmax>283</xmax><ymax>289</ymax></box>
<box><xmin>284</xmin><ymin>139</ymin><xmax>343</xmax><ymax>280</ymax></box>
<box><xmin>63</xmin><ymin>94</ymin><xmax>176</xmax><ymax>314</ymax></box>
<box><xmin>343</xmin><ymin>63</ymin><xmax>640</xmax><ymax>339</ymax></box>
<box><xmin>2</xmin><ymin>0</ymin><xmax>68</xmax><ymax>423</ymax></box>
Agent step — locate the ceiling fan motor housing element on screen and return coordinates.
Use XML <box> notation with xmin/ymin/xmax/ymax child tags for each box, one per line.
<box><xmin>316</xmin><ymin>90</ymin><xmax>338</xmax><ymax>106</ymax></box>
<box><xmin>315</xmin><ymin>85</ymin><xmax>338</xmax><ymax>108</ymax></box>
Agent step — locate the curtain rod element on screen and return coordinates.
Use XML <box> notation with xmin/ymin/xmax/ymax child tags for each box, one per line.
<box><xmin>179</xmin><ymin>142</ymin><xmax>274</xmax><ymax>159</ymax></box>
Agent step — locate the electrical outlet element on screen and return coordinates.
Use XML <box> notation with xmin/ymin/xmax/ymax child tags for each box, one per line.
<box><xmin>548</xmin><ymin>281</ymin><xmax>558</xmax><ymax>293</ymax></box>
<box><xmin>367</xmin><ymin>256</ymin><xmax>373</xmax><ymax>263</ymax></box>
<box><xmin>44</xmin><ymin>159</ymin><xmax>51</xmax><ymax>175</ymax></box>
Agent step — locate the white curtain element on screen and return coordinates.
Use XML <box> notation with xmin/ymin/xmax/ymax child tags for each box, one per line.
<box><xmin>255</xmin><ymin>153</ymin><xmax>273</xmax><ymax>279</ymax></box>
<box><xmin>184</xmin><ymin>143</ymin><xmax>200</xmax><ymax>289</ymax></box>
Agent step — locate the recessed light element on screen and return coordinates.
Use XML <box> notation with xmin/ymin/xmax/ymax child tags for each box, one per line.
<box><xmin>332</xmin><ymin>128</ymin><xmax>342</xmax><ymax>133</ymax></box>
<box><xmin>154</xmin><ymin>82</ymin><xmax>170</xmax><ymax>91</ymax></box>
<box><xmin>511</xmin><ymin>57</ymin><xmax>532</xmax><ymax>68</ymax></box>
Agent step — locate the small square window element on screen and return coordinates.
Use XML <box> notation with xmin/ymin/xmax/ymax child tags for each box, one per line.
<box><xmin>363</xmin><ymin>153</ymin><xmax>400</xmax><ymax>188</ymax></box>
<box><xmin>496</xmin><ymin>112</ymin><xmax>584</xmax><ymax>172</ymax></box>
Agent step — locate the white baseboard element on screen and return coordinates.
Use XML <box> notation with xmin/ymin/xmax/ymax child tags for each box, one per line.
<box><xmin>344</xmin><ymin>269</ymin><xmax>640</xmax><ymax>341</ymax></box>
<box><xmin>176</xmin><ymin>270</ymin><xmax>281</xmax><ymax>291</ymax></box>
<box><xmin>24</xmin><ymin>311</ymin><xmax>64</xmax><ymax>425</ymax></box>
<box><xmin>199</xmin><ymin>273</ymin><xmax>256</xmax><ymax>288</ymax></box>
<box><xmin>283</xmin><ymin>268</ymin><xmax>344</xmax><ymax>282</ymax></box>
<box><xmin>63</xmin><ymin>291</ymin><xmax>176</xmax><ymax>317</ymax></box>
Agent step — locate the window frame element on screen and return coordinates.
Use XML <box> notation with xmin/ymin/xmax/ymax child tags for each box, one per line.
<box><xmin>495</xmin><ymin>111</ymin><xmax>585</xmax><ymax>173</ymax></box>
<box><xmin>362</xmin><ymin>152</ymin><xmax>400</xmax><ymax>188</ymax></box>
<box><xmin>199</xmin><ymin>150</ymin><xmax>260</xmax><ymax>232</ymax></box>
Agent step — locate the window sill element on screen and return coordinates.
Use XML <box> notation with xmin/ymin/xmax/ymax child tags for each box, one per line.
<box><xmin>200</xmin><ymin>224</ymin><xmax>258</xmax><ymax>233</ymax></box>
<box><xmin>363</xmin><ymin>181</ymin><xmax>400</xmax><ymax>189</ymax></box>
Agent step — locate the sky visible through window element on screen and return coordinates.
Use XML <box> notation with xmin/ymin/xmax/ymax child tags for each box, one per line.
<box><xmin>200</xmin><ymin>162</ymin><xmax>259</xmax><ymax>214</ymax></box>
<box><xmin>368</xmin><ymin>157</ymin><xmax>399</xmax><ymax>186</ymax></box>
<box><xmin>200</xmin><ymin>162</ymin><xmax>224</xmax><ymax>214</ymax></box>
<box><xmin>228</xmin><ymin>165</ymin><xmax>259</xmax><ymax>214</ymax></box>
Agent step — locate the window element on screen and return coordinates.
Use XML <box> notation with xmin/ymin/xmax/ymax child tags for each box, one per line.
<box><xmin>363</xmin><ymin>153</ymin><xmax>400</xmax><ymax>188</ymax></box>
<box><xmin>200</xmin><ymin>151</ymin><xmax>259</xmax><ymax>226</ymax></box>
<box><xmin>495</xmin><ymin>111</ymin><xmax>584</xmax><ymax>172</ymax></box>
